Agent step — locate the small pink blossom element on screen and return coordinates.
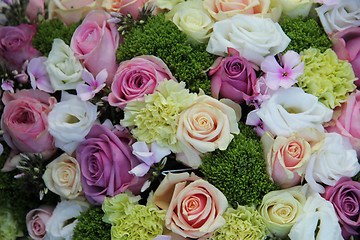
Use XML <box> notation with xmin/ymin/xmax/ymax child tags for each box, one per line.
<box><xmin>1</xmin><ymin>79</ymin><xmax>14</xmax><ymax>93</ymax></box>
<box><xmin>76</xmin><ymin>68</ymin><xmax>107</xmax><ymax>101</ymax></box>
<box><xmin>261</xmin><ymin>51</ymin><xmax>304</xmax><ymax>90</ymax></box>
<box><xmin>27</xmin><ymin>57</ymin><xmax>54</xmax><ymax>93</ymax></box>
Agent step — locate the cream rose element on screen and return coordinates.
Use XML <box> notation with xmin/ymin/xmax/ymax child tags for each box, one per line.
<box><xmin>42</xmin><ymin>153</ymin><xmax>84</xmax><ymax>200</ymax></box>
<box><xmin>259</xmin><ymin>186</ymin><xmax>306</xmax><ymax>238</ymax></box>
<box><xmin>153</xmin><ymin>172</ymin><xmax>228</xmax><ymax>240</ymax></box>
<box><xmin>206</xmin><ymin>14</ymin><xmax>290</xmax><ymax>65</ymax></box>
<box><xmin>177</xmin><ymin>96</ymin><xmax>240</xmax><ymax>169</ymax></box>
<box><xmin>261</xmin><ymin>128</ymin><xmax>324</xmax><ymax>188</ymax></box>
<box><xmin>48</xmin><ymin>0</ymin><xmax>102</xmax><ymax>25</ymax></box>
<box><xmin>45</xmin><ymin>39</ymin><xmax>83</xmax><ymax>91</ymax></box>
<box><xmin>255</xmin><ymin>87</ymin><xmax>333</xmax><ymax>137</ymax></box>
<box><xmin>273</xmin><ymin>0</ymin><xmax>313</xmax><ymax>18</ymax></box>
<box><xmin>166</xmin><ymin>0</ymin><xmax>214</xmax><ymax>43</ymax></box>
<box><xmin>316</xmin><ymin>0</ymin><xmax>360</xmax><ymax>34</ymax></box>
<box><xmin>203</xmin><ymin>0</ymin><xmax>271</xmax><ymax>21</ymax></box>
<box><xmin>156</xmin><ymin>0</ymin><xmax>183</xmax><ymax>10</ymax></box>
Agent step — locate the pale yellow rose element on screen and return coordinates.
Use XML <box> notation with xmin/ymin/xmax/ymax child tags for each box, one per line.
<box><xmin>273</xmin><ymin>0</ymin><xmax>313</xmax><ymax>18</ymax></box>
<box><xmin>48</xmin><ymin>0</ymin><xmax>103</xmax><ymax>25</ymax></box>
<box><xmin>259</xmin><ymin>186</ymin><xmax>306</xmax><ymax>238</ymax></box>
<box><xmin>166</xmin><ymin>0</ymin><xmax>214</xmax><ymax>43</ymax></box>
<box><xmin>176</xmin><ymin>95</ymin><xmax>241</xmax><ymax>168</ymax></box>
<box><xmin>42</xmin><ymin>153</ymin><xmax>84</xmax><ymax>200</ymax></box>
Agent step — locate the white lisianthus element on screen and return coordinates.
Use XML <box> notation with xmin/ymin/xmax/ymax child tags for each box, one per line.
<box><xmin>255</xmin><ymin>87</ymin><xmax>333</xmax><ymax>137</ymax></box>
<box><xmin>288</xmin><ymin>186</ymin><xmax>343</xmax><ymax>240</ymax></box>
<box><xmin>48</xmin><ymin>92</ymin><xmax>97</xmax><ymax>154</ymax></box>
<box><xmin>316</xmin><ymin>0</ymin><xmax>360</xmax><ymax>34</ymax></box>
<box><xmin>166</xmin><ymin>0</ymin><xmax>214</xmax><ymax>43</ymax></box>
<box><xmin>305</xmin><ymin>132</ymin><xmax>360</xmax><ymax>194</ymax></box>
<box><xmin>42</xmin><ymin>153</ymin><xmax>84</xmax><ymax>200</ymax></box>
<box><xmin>46</xmin><ymin>200</ymin><xmax>89</xmax><ymax>240</ymax></box>
<box><xmin>272</xmin><ymin>0</ymin><xmax>313</xmax><ymax>18</ymax></box>
<box><xmin>45</xmin><ymin>39</ymin><xmax>83</xmax><ymax>91</ymax></box>
<box><xmin>206</xmin><ymin>14</ymin><xmax>290</xmax><ymax>65</ymax></box>
<box><xmin>156</xmin><ymin>0</ymin><xmax>184</xmax><ymax>10</ymax></box>
<box><xmin>259</xmin><ymin>186</ymin><xmax>306</xmax><ymax>238</ymax></box>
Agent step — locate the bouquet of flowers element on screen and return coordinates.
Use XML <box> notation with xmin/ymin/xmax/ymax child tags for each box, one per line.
<box><xmin>1</xmin><ymin>0</ymin><xmax>360</xmax><ymax>239</ymax></box>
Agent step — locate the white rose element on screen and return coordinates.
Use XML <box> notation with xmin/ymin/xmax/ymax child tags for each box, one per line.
<box><xmin>46</xmin><ymin>200</ymin><xmax>89</xmax><ymax>240</ymax></box>
<box><xmin>288</xmin><ymin>186</ymin><xmax>343</xmax><ymax>240</ymax></box>
<box><xmin>166</xmin><ymin>0</ymin><xmax>214</xmax><ymax>43</ymax></box>
<box><xmin>48</xmin><ymin>92</ymin><xmax>97</xmax><ymax>154</ymax></box>
<box><xmin>156</xmin><ymin>0</ymin><xmax>184</xmax><ymax>10</ymax></box>
<box><xmin>43</xmin><ymin>153</ymin><xmax>84</xmax><ymax>200</ymax></box>
<box><xmin>315</xmin><ymin>0</ymin><xmax>360</xmax><ymax>34</ymax></box>
<box><xmin>273</xmin><ymin>0</ymin><xmax>313</xmax><ymax>18</ymax></box>
<box><xmin>305</xmin><ymin>132</ymin><xmax>360</xmax><ymax>193</ymax></box>
<box><xmin>45</xmin><ymin>39</ymin><xmax>83</xmax><ymax>91</ymax></box>
<box><xmin>255</xmin><ymin>87</ymin><xmax>333</xmax><ymax>137</ymax></box>
<box><xmin>206</xmin><ymin>14</ymin><xmax>290</xmax><ymax>65</ymax></box>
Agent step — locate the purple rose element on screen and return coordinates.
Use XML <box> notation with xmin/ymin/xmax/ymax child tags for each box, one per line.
<box><xmin>76</xmin><ymin>124</ymin><xmax>145</xmax><ymax>205</ymax></box>
<box><xmin>108</xmin><ymin>55</ymin><xmax>175</xmax><ymax>109</ymax></box>
<box><xmin>209</xmin><ymin>47</ymin><xmax>257</xmax><ymax>104</ymax></box>
<box><xmin>323</xmin><ymin>177</ymin><xmax>360</xmax><ymax>239</ymax></box>
<box><xmin>0</xmin><ymin>24</ymin><xmax>40</xmax><ymax>71</ymax></box>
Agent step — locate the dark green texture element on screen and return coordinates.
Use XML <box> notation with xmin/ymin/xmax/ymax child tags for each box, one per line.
<box><xmin>73</xmin><ymin>206</ymin><xmax>111</xmax><ymax>240</ymax></box>
<box><xmin>200</xmin><ymin>122</ymin><xmax>279</xmax><ymax>208</ymax></box>
<box><xmin>32</xmin><ymin>19</ymin><xmax>81</xmax><ymax>56</ymax></box>
<box><xmin>117</xmin><ymin>14</ymin><xmax>216</xmax><ymax>95</ymax></box>
<box><xmin>280</xmin><ymin>16</ymin><xmax>332</xmax><ymax>53</ymax></box>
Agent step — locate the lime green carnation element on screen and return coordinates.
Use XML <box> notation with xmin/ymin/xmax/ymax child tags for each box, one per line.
<box><xmin>210</xmin><ymin>205</ymin><xmax>267</xmax><ymax>240</ymax></box>
<box><xmin>121</xmin><ymin>79</ymin><xmax>197</xmax><ymax>152</ymax></box>
<box><xmin>297</xmin><ymin>48</ymin><xmax>357</xmax><ymax>109</ymax></box>
<box><xmin>102</xmin><ymin>191</ymin><xmax>166</xmax><ymax>240</ymax></box>
<box><xmin>0</xmin><ymin>206</ymin><xmax>23</xmax><ymax>240</ymax></box>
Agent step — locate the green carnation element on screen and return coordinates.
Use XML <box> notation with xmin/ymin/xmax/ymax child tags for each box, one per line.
<box><xmin>102</xmin><ymin>191</ymin><xmax>166</xmax><ymax>240</ymax></box>
<box><xmin>297</xmin><ymin>48</ymin><xmax>357</xmax><ymax>109</ymax></box>
<box><xmin>210</xmin><ymin>205</ymin><xmax>267</xmax><ymax>240</ymax></box>
<box><xmin>121</xmin><ymin>79</ymin><xmax>197</xmax><ymax>152</ymax></box>
<box><xmin>0</xmin><ymin>206</ymin><xmax>23</xmax><ymax>240</ymax></box>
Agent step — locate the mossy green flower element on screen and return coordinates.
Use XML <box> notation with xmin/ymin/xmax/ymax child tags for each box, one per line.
<box><xmin>102</xmin><ymin>191</ymin><xmax>166</xmax><ymax>240</ymax></box>
<box><xmin>210</xmin><ymin>205</ymin><xmax>267</xmax><ymax>240</ymax></box>
<box><xmin>0</xmin><ymin>206</ymin><xmax>23</xmax><ymax>240</ymax></box>
<box><xmin>297</xmin><ymin>48</ymin><xmax>357</xmax><ymax>109</ymax></box>
<box><xmin>121</xmin><ymin>79</ymin><xmax>197</xmax><ymax>152</ymax></box>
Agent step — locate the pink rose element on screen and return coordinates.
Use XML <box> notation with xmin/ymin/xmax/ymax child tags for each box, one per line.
<box><xmin>71</xmin><ymin>10</ymin><xmax>119</xmax><ymax>84</ymax></box>
<box><xmin>48</xmin><ymin>0</ymin><xmax>102</xmax><ymax>25</ymax></box>
<box><xmin>203</xmin><ymin>0</ymin><xmax>271</xmax><ymax>21</ymax></box>
<box><xmin>0</xmin><ymin>24</ymin><xmax>40</xmax><ymax>71</ymax></box>
<box><xmin>177</xmin><ymin>95</ymin><xmax>240</xmax><ymax>169</ymax></box>
<box><xmin>102</xmin><ymin>0</ymin><xmax>152</xmax><ymax>19</ymax></box>
<box><xmin>1</xmin><ymin>89</ymin><xmax>56</xmax><ymax>153</ymax></box>
<box><xmin>326</xmin><ymin>90</ymin><xmax>360</xmax><ymax>153</ymax></box>
<box><xmin>331</xmin><ymin>27</ymin><xmax>360</xmax><ymax>86</ymax></box>
<box><xmin>26</xmin><ymin>0</ymin><xmax>45</xmax><ymax>22</ymax></box>
<box><xmin>261</xmin><ymin>129</ymin><xmax>324</xmax><ymax>188</ymax></box>
<box><xmin>108</xmin><ymin>55</ymin><xmax>175</xmax><ymax>109</ymax></box>
<box><xmin>76</xmin><ymin>124</ymin><xmax>145</xmax><ymax>205</ymax></box>
<box><xmin>209</xmin><ymin>47</ymin><xmax>257</xmax><ymax>104</ymax></box>
<box><xmin>323</xmin><ymin>177</ymin><xmax>360</xmax><ymax>239</ymax></box>
<box><xmin>153</xmin><ymin>172</ymin><xmax>228</xmax><ymax>239</ymax></box>
<box><xmin>26</xmin><ymin>205</ymin><xmax>54</xmax><ymax>240</ymax></box>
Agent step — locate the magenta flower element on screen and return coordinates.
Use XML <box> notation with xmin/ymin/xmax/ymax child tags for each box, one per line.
<box><xmin>27</xmin><ymin>56</ymin><xmax>54</xmax><ymax>93</ymax></box>
<box><xmin>129</xmin><ymin>141</ymin><xmax>171</xmax><ymax>177</ymax></box>
<box><xmin>76</xmin><ymin>68</ymin><xmax>107</xmax><ymax>101</ymax></box>
<box><xmin>261</xmin><ymin>50</ymin><xmax>304</xmax><ymax>90</ymax></box>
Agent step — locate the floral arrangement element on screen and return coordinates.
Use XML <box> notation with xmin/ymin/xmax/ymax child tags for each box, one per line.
<box><xmin>1</xmin><ymin>0</ymin><xmax>360</xmax><ymax>240</ymax></box>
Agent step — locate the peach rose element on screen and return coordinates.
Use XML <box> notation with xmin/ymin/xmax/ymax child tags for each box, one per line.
<box><xmin>176</xmin><ymin>95</ymin><xmax>240</xmax><ymax>168</ymax></box>
<box><xmin>153</xmin><ymin>172</ymin><xmax>228</xmax><ymax>240</ymax></box>
<box><xmin>261</xmin><ymin>128</ymin><xmax>324</xmax><ymax>188</ymax></box>
<box><xmin>102</xmin><ymin>0</ymin><xmax>152</xmax><ymax>19</ymax></box>
<box><xmin>203</xmin><ymin>0</ymin><xmax>271</xmax><ymax>21</ymax></box>
<box><xmin>48</xmin><ymin>0</ymin><xmax>103</xmax><ymax>25</ymax></box>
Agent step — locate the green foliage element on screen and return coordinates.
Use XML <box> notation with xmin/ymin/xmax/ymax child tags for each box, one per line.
<box><xmin>73</xmin><ymin>206</ymin><xmax>111</xmax><ymax>240</ymax></box>
<box><xmin>200</xmin><ymin>122</ymin><xmax>279</xmax><ymax>208</ymax></box>
<box><xmin>280</xmin><ymin>16</ymin><xmax>332</xmax><ymax>53</ymax></box>
<box><xmin>1</xmin><ymin>0</ymin><xmax>30</xmax><ymax>26</ymax></box>
<box><xmin>117</xmin><ymin>14</ymin><xmax>216</xmax><ymax>95</ymax></box>
<box><xmin>32</xmin><ymin>19</ymin><xmax>81</xmax><ymax>56</ymax></box>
